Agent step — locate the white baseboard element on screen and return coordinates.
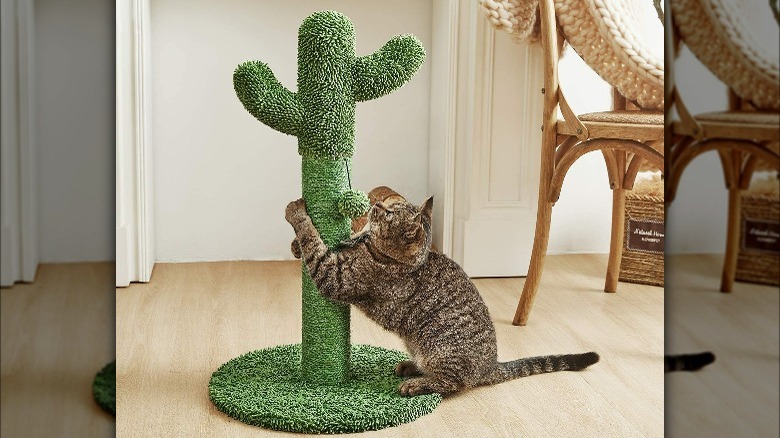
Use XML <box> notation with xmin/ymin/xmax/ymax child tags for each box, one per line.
<box><xmin>116</xmin><ymin>224</ymin><xmax>130</xmax><ymax>287</ymax></box>
<box><xmin>1</xmin><ymin>225</ymin><xmax>14</xmax><ymax>287</ymax></box>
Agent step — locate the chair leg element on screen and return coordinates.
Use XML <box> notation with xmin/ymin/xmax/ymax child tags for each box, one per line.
<box><xmin>605</xmin><ymin>188</ymin><xmax>626</xmax><ymax>293</ymax></box>
<box><xmin>720</xmin><ymin>186</ymin><xmax>741</xmax><ymax>292</ymax></box>
<box><xmin>513</xmin><ymin>199</ymin><xmax>554</xmax><ymax>326</ymax></box>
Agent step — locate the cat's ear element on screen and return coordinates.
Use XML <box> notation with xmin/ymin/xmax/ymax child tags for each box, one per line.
<box><xmin>420</xmin><ymin>196</ymin><xmax>433</xmax><ymax>221</ymax></box>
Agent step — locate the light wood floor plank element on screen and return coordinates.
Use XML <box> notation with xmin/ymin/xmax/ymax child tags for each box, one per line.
<box><xmin>117</xmin><ymin>255</ymin><xmax>664</xmax><ymax>437</ymax></box>
<box><xmin>666</xmin><ymin>254</ymin><xmax>779</xmax><ymax>438</ymax></box>
<box><xmin>1</xmin><ymin>263</ymin><xmax>115</xmax><ymax>438</ymax></box>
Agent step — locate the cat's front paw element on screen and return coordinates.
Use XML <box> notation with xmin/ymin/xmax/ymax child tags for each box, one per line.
<box><xmin>291</xmin><ymin>238</ymin><xmax>302</xmax><ymax>259</ymax></box>
<box><xmin>285</xmin><ymin>198</ymin><xmax>308</xmax><ymax>226</ymax></box>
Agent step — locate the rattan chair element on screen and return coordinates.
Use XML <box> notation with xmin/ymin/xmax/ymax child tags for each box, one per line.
<box><xmin>667</xmin><ymin>0</ymin><xmax>780</xmax><ymax>292</ymax></box>
<box><xmin>482</xmin><ymin>0</ymin><xmax>665</xmax><ymax>325</ymax></box>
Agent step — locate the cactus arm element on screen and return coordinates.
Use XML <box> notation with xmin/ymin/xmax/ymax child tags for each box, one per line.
<box><xmin>352</xmin><ymin>35</ymin><xmax>426</xmax><ymax>102</ymax></box>
<box><xmin>234</xmin><ymin>61</ymin><xmax>303</xmax><ymax>136</ymax></box>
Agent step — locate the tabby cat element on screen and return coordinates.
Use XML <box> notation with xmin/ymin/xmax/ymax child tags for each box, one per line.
<box><xmin>285</xmin><ymin>197</ymin><xmax>599</xmax><ymax>396</ymax></box>
<box><xmin>664</xmin><ymin>352</ymin><xmax>715</xmax><ymax>372</ymax></box>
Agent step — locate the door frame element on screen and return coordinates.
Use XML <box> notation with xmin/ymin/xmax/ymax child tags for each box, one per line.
<box><xmin>1</xmin><ymin>0</ymin><xmax>38</xmax><ymax>287</ymax></box>
<box><xmin>116</xmin><ymin>0</ymin><xmax>155</xmax><ymax>286</ymax></box>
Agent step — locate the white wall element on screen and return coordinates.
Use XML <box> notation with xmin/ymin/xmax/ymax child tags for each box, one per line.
<box><xmin>547</xmin><ymin>50</ymin><xmax>614</xmax><ymax>254</ymax></box>
<box><xmin>666</xmin><ymin>46</ymin><xmax>730</xmax><ymax>254</ymax></box>
<box><xmin>151</xmin><ymin>0</ymin><xmax>433</xmax><ymax>262</ymax></box>
<box><xmin>35</xmin><ymin>0</ymin><xmax>114</xmax><ymax>262</ymax></box>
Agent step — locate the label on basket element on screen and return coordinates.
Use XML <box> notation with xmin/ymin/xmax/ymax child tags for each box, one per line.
<box><xmin>742</xmin><ymin>219</ymin><xmax>780</xmax><ymax>253</ymax></box>
<box><xmin>626</xmin><ymin>218</ymin><xmax>664</xmax><ymax>254</ymax></box>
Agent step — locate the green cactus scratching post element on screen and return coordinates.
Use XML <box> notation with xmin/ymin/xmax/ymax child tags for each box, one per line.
<box><xmin>209</xmin><ymin>11</ymin><xmax>440</xmax><ymax>433</ymax></box>
<box><xmin>92</xmin><ymin>360</ymin><xmax>115</xmax><ymax>415</ymax></box>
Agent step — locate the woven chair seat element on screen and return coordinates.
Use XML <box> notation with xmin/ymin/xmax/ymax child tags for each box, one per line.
<box><xmin>479</xmin><ymin>0</ymin><xmax>664</xmax><ymax>110</ymax></box>
<box><xmin>671</xmin><ymin>0</ymin><xmax>780</xmax><ymax>110</ymax></box>
<box><xmin>557</xmin><ymin>110</ymin><xmax>664</xmax><ymax>141</ymax></box>
<box><xmin>672</xmin><ymin>111</ymin><xmax>780</xmax><ymax>141</ymax></box>
<box><xmin>696</xmin><ymin>111</ymin><xmax>780</xmax><ymax>126</ymax></box>
<box><xmin>579</xmin><ymin>110</ymin><xmax>664</xmax><ymax>125</ymax></box>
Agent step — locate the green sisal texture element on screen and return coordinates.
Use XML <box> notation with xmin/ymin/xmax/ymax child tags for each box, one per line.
<box><xmin>234</xmin><ymin>10</ymin><xmax>426</xmax><ymax>160</ymax></box>
<box><xmin>337</xmin><ymin>188</ymin><xmax>371</xmax><ymax>219</ymax></box>
<box><xmin>232</xmin><ymin>10</ymin><xmax>425</xmax><ymax>386</ymax></box>
<box><xmin>300</xmin><ymin>157</ymin><xmax>353</xmax><ymax>383</ymax></box>
<box><xmin>92</xmin><ymin>360</ymin><xmax>116</xmax><ymax>415</ymax></box>
<box><xmin>209</xmin><ymin>344</ymin><xmax>441</xmax><ymax>434</ymax></box>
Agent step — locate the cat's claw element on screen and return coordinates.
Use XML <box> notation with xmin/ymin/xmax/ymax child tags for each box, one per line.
<box><xmin>285</xmin><ymin>199</ymin><xmax>307</xmax><ymax>225</ymax></box>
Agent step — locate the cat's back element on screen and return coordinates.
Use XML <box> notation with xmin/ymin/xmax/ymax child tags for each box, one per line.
<box><xmin>405</xmin><ymin>250</ymin><xmax>497</xmax><ymax>356</ymax></box>
<box><xmin>421</xmin><ymin>251</ymin><xmax>470</xmax><ymax>281</ymax></box>
<box><xmin>414</xmin><ymin>251</ymin><xmax>491</xmax><ymax>319</ymax></box>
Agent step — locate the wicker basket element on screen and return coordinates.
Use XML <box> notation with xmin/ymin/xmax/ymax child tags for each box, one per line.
<box><xmin>735</xmin><ymin>193</ymin><xmax>780</xmax><ymax>286</ymax></box>
<box><xmin>619</xmin><ymin>188</ymin><xmax>664</xmax><ymax>287</ymax></box>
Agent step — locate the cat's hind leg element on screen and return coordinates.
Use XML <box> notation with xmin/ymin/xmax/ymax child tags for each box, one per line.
<box><xmin>399</xmin><ymin>351</ymin><xmax>478</xmax><ymax>396</ymax></box>
<box><xmin>398</xmin><ymin>375</ymin><xmax>462</xmax><ymax>397</ymax></box>
<box><xmin>394</xmin><ymin>360</ymin><xmax>423</xmax><ymax>378</ymax></box>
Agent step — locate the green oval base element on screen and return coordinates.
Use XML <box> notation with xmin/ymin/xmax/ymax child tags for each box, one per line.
<box><xmin>209</xmin><ymin>344</ymin><xmax>441</xmax><ymax>434</ymax></box>
<box><xmin>93</xmin><ymin>360</ymin><xmax>116</xmax><ymax>415</ymax></box>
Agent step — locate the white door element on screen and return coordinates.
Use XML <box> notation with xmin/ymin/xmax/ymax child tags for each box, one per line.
<box><xmin>452</xmin><ymin>18</ymin><xmax>543</xmax><ymax>278</ymax></box>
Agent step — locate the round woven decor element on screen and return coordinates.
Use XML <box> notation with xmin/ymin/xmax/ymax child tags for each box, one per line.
<box><xmin>92</xmin><ymin>360</ymin><xmax>116</xmax><ymax>415</ymax></box>
<box><xmin>209</xmin><ymin>344</ymin><xmax>441</xmax><ymax>434</ymax></box>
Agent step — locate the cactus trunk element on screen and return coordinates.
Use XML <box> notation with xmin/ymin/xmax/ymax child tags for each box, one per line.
<box><xmin>300</xmin><ymin>157</ymin><xmax>353</xmax><ymax>383</ymax></box>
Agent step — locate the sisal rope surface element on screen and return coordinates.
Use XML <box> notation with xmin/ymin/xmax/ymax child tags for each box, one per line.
<box><xmin>671</xmin><ymin>0</ymin><xmax>780</xmax><ymax>110</ymax></box>
<box><xmin>300</xmin><ymin>157</ymin><xmax>353</xmax><ymax>384</ymax></box>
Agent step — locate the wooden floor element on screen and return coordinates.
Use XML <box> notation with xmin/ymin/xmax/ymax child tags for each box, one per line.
<box><xmin>116</xmin><ymin>254</ymin><xmax>664</xmax><ymax>437</ymax></box>
<box><xmin>665</xmin><ymin>254</ymin><xmax>779</xmax><ymax>438</ymax></box>
<box><xmin>1</xmin><ymin>263</ymin><xmax>115</xmax><ymax>438</ymax></box>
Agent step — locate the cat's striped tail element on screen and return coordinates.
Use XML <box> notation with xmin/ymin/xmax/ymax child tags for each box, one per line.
<box><xmin>664</xmin><ymin>352</ymin><xmax>715</xmax><ymax>372</ymax></box>
<box><xmin>482</xmin><ymin>352</ymin><xmax>600</xmax><ymax>385</ymax></box>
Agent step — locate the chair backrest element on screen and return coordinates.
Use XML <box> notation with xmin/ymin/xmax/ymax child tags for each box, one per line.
<box><xmin>552</xmin><ymin>0</ymin><xmax>664</xmax><ymax>110</ymax></box>
<box><xmin>483</xmin><ymin>0</ymin><xmax>664</xmax><ymax>111</ymax></box>
<box><xmin>670</xmin><ymin>0</ymin><xmax>780</xmax><ymax>111</ymax></box>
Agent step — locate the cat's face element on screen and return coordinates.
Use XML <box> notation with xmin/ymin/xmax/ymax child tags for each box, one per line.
<box><xmin>368</xmin><ymin>197</ymin><xmax>433</xmax><ymax>265</ymax></box>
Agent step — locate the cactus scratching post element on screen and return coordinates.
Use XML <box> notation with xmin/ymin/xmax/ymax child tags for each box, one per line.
<box><xmin>209</xmin><ymin>11</ymin><xmax>440</xmax><ymax>433</ymax></box>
